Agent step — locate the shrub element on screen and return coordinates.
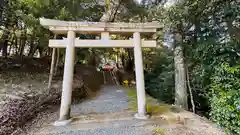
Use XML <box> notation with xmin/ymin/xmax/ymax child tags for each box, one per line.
<box><xmin>209</xmin><ymin>63</ymin><xmax>240</xmax><ymax>134</ymax></box>
<box><xmin>145</xmin><ymin>48</ymin><xmax>175</xmax><ymax>104</ymax></box>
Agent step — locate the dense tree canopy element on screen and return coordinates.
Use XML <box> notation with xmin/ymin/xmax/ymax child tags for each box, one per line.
<box><xmin>145</xmin><ymin>0</ymin><xmax>240</xmax><ymax>134</ymax></box>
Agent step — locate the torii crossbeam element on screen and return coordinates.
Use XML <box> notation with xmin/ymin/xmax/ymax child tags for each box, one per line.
<box><xmin>40</xmin><ymin>18</ymin><xmax>162</xmax><ymax>126</ymax></box>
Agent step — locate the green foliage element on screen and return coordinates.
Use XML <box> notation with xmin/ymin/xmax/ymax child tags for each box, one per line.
<box><xmin>0</xmin><ymin>0</ymin><xmax>148</xmax><ymax>60</ymax></box>
<box><xmin>186</xmin><ymin>40</ymin><xmax>240</xmax><ymax>115</ymax></box>
<box><xmin>145</xmin><ymin>47</ymin><xmax>175</xmax><ymax>104</ymax></box>
<box><xmin>148</xmin><ymin>3</ymin><xmax>240</xmax><ymax>134</ymax></box>
<box><xmin>209</xmin><ymin>63</ymin><xmax>240</xmax><ymax>135</ymax></box>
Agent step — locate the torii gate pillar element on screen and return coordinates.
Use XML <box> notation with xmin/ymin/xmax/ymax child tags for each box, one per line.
<box><xmin>133</xmin><ymin>32</ymin><xmax>148</xmax><ymax>119</ymax></box>
<box><xmin>58</xmin><ymin>31</ymin><xmax>75</xmax><ymax>122</ymax></box>
<box><xmin>39</xmin><ymin>18</ymin><xmax>162</xmax><ymax>126</ymax></box>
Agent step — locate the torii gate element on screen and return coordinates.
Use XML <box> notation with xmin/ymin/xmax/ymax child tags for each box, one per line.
<box><xmin>40</xmin><ymin>18</ymin><xmax>161</xmax><ymax>126</ymax></box>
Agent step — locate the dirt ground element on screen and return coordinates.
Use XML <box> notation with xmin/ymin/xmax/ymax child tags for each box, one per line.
<box><xmin>0</xmin><ymin>58</ymin><xmax>104</xmax><ymax>135</ymax></box>
<box><xmin>0</xmin><ymin>72</ymin><xmax>50</xmax><ymax>104</ymax></box>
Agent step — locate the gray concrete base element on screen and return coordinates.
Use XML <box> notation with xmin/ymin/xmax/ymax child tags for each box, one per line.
<box><xmin>134</xmin><ymin>113</ymin><xmax>150</xmax><ymax>120</ymax></box>
<box><xmin>53</xmin><ymin>118</ymin><xmax>73</xmax><ymax>126</ymax></box>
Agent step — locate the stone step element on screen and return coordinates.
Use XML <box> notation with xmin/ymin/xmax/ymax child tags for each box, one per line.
<box><xmin>37</xmin><ymin>119</ymin><xmax>166</xmax><ymax>135</ymax></box>
<box><xmin>72</xmin><ymin>111</ymin><xmax>136</xmax><ymax>124</ymax></box>
<box><xmin>34</xmin><ymin>111</ymin><xmax>168</xmax><ymax>135</ymax></box>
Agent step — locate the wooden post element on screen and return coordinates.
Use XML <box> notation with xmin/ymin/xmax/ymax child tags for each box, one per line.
<box><xmin>54</xmin><ymin>48</ymin><xmax>60</xmax><ymax>75</ymax></box>
<box><xmin>48</xmin><ymin>34</ymin><xmax>57</xmax><ymax>89</ymax></box>
<box><xmin>133</xmin><ymin>32</ymin><xmax>149</xmax><ymax>119</ymax></box>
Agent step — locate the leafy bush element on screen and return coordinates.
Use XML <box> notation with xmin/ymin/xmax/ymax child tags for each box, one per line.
<box><xmin>145</xmin><ymin>48</ymin><xmax>175</xmax><ymax>104</ymax></box>
<box><xmin>187</xmin><ymin>41</ymin><xmax>240</xmax><ymax>115</ymax></box>
<box><xmin>209</xmin><ymin>63</ymin><xmax>240</xmax><ymax>134</ymax></box>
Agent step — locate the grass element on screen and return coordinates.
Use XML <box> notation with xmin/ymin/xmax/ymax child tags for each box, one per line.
<box><xmin>123</xmin><ymin>87</ymin><xmax>170</xmax><ymax>114</ymax></box>
<box><xmin>153</xmin><ymin>128</ymin><xmax>166</xmax><ymax>135</ymax></box>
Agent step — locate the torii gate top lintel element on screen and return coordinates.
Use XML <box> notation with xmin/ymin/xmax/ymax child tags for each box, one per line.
<box><xmin>40</xmin><ymin>18</ymin><xmax>162</xmax><ymax>48</ymax></box>
<box><xmin>39</xmin><ymin>18</ymin><xmax>162</xmax><ymax>34</ymax></box>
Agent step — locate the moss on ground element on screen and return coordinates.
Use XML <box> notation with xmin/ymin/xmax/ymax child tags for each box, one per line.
<box><xmin>123</xmin><ymin>87</ymin><xmax>170</xmax><ymax>114</ymax></box>
<box><xmin>153</xmin><ymin>128</ymin><xmax>166</xmax><ymax>135</ymax></box>
<box><xmin>124</xmin><ymin>87</ymin><xmax>225</xmax><ymax>135</ymax></box>
<box><xmin>123</xmin><ymin>87</ymin><xmax>184</xmax><ymax>135</ymax></box>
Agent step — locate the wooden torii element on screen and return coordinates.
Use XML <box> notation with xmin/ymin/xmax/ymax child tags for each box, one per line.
<box><xmin>40</xmin><ymin>18</ymin><xmax>162</xmax><ymax>126</ymax></box>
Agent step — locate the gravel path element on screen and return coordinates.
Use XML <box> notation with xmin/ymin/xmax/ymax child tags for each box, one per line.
<box><xmin>66</xmin><ymin>85</ymin><xmax>154</xmax><ymax>135</ymax></box>
<box><xmin>49</xmin><ymin>126</ymin><xmax>153</xmax><ymax>135</ymax></box>
<box><xmin>18</xmin><ymin>85</ymin><xmax>224</xmax><ymax>135</ymax></box>
<box><xmin>71</xmin><ymin>85</ymin><xmax>130</xmax><ymax>115</ymax></box>
<box><xmin>20</xmin><ymin>85</ymin><xmax>155</xmax><ymax>135</ymax></box>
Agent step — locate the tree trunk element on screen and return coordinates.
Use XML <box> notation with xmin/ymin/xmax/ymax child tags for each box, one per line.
<box><xmin>88</xmin><ymin>49</ymin><xmax>96</xmax><ymax>66</ymax></box>
<box><xmin>12</xmin><ymin>32</ymin><xmax>17</xmax><ymax>56</ymax></box>
<box><xmin>8</xmin><ymin>29</ymin><xmax>16</xmax><ymax>56</ymax></box>
<box><xmin>0</xmin><ymin>40</ymin><xmax>4</xmax><ymax>56</ymax></box>
<box><xmin>38</xmin><ymin>46</ymin><xmax>44</xmax><ymax>58</ymax></box>
<box><xmin>174</xmin><ymin>33</ymin><xmax>188</xmax><ymax>110</ymax></box>
<box><xmin>8</xmin><ymin>43</ymin><xmax>12</xmax><ymax>55</ymax></box>
<box><xmin>48</xmin><ymin>47</ymin><xmax>51</xmax><ymax>56</ymax></box>
<box><xmin>100</xmin><ymin>0</ymin><xmax>124</xmax><ymax>22</ymax></box>
<box><xmin>28</xmin><ymin>36</ymin><xmax>37</xmax><ymax>58</ymax></box>
<box><xmin>2</xmin><ymin>29</ymin><xmax>9</xmax><ymax>58</ymax></box>
<box><xmin>28</xmin><ymin>44</ymin><xmax>37</xmax><ymax>58</ymax></box>
<box><xmin>120</xmin><ymin>52</ymin><xmax>125</xmax><ymax>68</ymax></box>
<box><xmin>100</xmin><ymin>1</ymin><xmax>119</xmax><ymax>22</ymax></box>
<box><xmin>3</xmin><ymin>40</ymin><xmax>8</xmax><ymax>58</ymax></box>
<box><xmin>19</xmin><ymin>30</ymin><xmax>27</xmax><ymax>58</ymax></box>
<box><xmin>126</xmin><ymin>48</ymin><xmax>134</xmax><ymax>72</ymax></box>
<box><xmin>14</xmin><ymin>37</ymin><xmax>18</xmax><ymax>55</ymax></box>
<box><xmin>193</xmin><ymin>18</ymin><xmax>200</xmax><ymax>45</ymax></box>
<box><xmin>186</xmin><ymin>64</ymin><xmax>195</xmax><ymax>113</ymax></box>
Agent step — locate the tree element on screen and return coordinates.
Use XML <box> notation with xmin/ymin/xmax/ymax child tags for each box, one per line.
<box><xmin>173</xmin><ymin>33</ymin><xmax>188</xmax><ymax>109</ymax></box>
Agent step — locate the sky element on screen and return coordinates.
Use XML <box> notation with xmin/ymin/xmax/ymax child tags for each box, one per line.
<box><xmin>136</xmin><ymin>0</ymin><xmax>141</xmax><ymax>3</ymax></box>
<box><xmin>134</xmin><ymin>0</ymin><xmax>175</xmax><ymax>47</ymax></box>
